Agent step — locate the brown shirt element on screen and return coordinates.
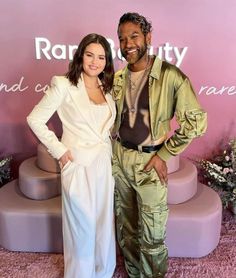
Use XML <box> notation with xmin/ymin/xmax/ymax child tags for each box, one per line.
<box><xmin>119</xmin><ymin>79</ymin><xmax>152</xmax><ymax>145</ymax></box>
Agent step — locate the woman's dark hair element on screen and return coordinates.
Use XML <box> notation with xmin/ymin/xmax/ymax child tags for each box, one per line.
<box><xmin>66</xmin><ymin>33</ymin><xmax>114</xmax><ymax>94</ymax></box>
<box><xmin>118</xmin><ymin>12</ymin><xmax>152</xmax><ymax>35</ymax></box>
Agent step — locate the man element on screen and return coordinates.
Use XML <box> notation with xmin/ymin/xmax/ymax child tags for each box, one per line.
<box><xmin>112</xmin><ymin>12</ymin><xmax>207</xmax><ymax>277</ymax></box>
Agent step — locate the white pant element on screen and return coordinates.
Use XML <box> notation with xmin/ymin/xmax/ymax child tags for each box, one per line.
<box><xmin>61</xmin><ymin>150</ymin><xmax>116</xmax><ymax>278</ymax></box>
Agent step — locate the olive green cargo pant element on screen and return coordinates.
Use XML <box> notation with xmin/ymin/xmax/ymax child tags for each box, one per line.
<box><xmin>112</xmin><ymin>141</ymin><xmax>169</xmax><ymax>278</ymax></box>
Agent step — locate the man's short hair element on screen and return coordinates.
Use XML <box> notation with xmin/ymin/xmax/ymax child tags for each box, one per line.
<box><xmin>118</xmin><ymin>12</ymin><xmax>152</xmax><ymax>35</ymax></box>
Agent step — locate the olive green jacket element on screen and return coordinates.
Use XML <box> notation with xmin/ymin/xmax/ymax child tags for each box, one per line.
<box><xmin>112</xmin><ymin>56</ymin><xmax>207</xmax><ymax>161</ymax></box>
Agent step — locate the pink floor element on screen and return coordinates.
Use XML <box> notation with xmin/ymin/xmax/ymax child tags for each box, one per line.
<box><xmin>0</xmin><ymin>210</ymin><xmax>235</xmax><ymax>278</ymax></box>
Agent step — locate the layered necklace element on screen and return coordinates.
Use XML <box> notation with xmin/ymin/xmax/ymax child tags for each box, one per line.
<box><xmin>127</xmin><ymin>57</ymin><xmax>151</xmax><ymax>114</ymax></box>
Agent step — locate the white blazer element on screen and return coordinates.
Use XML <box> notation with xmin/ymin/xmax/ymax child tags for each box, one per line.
<box><xmin>27</xmin><ymin>75</ymin><xmax>116</xmax><ymax>166</ymax></box>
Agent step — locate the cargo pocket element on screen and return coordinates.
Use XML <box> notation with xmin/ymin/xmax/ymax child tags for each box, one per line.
<box><xmin>141</xmin><ymin>204</ymin><xmax>169</xmax><ymax>246</ymax></box>
<box><xmin>183</xmin><ymin>109</ymin><xmax>207</xmax><ymax>138</ymax></box>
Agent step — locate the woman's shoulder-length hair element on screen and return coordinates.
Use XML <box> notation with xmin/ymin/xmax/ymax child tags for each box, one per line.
<box><xmin>66</xmin><ymin>33</ymin><xmax>114</xmax><ymax>94</ymax></box>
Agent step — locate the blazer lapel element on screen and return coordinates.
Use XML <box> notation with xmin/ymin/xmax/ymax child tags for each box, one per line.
<box><xmin>69</xmin><ymin>74</ymin><xmax>116</xmax><ymax>138</ymax></box>
<box><xmin>69</xmin><ymin>77</ymin><xmax>101</xmax><ymax>137</ymax></box>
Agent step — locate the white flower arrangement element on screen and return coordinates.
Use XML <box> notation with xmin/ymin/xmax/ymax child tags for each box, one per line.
<box><xmin>197</xmin><ymin>138</ymin><xmax>236</xmax><ymax>210</ymax></box>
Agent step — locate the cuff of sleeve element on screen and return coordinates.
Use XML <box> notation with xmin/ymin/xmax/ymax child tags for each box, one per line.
<box><xmin>49</xmin><ymin>143</ymin><xmax>68</xmax><ymax>160</ymax></box>
<box><xmin>156</xmin><ymin>145</ymin><xmax>175</xmax><ymax>162</ymax></box>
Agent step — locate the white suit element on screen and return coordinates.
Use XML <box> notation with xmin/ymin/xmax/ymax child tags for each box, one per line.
<box><xmin>27</xmin><ymin>75</ymin><xmax>116</xmax><ymax>278</ymax></box>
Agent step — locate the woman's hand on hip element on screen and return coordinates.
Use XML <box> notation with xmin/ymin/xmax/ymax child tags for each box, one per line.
<box><xmin>58</xmin><ymin>150</ymin><xmax>73</xmax><ymax>169</ymax></box>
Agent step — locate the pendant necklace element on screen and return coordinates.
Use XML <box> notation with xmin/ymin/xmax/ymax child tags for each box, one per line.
<box><xmin>127</xmin><ymin>57</ymin><xmax>150</xmax><ymax>113</ymax></box>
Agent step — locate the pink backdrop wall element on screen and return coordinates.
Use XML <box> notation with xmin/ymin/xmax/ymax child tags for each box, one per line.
<box><xmin>1</xmin><ymin>0</ymin><xmax>235</xmax><ymax>173</ymax></box>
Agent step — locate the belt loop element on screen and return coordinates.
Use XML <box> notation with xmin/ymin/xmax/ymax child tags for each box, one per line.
<box><xmin>138</xmin><ymin>145</ymin><xmax>143</xmax><ymax>153</ymax></box>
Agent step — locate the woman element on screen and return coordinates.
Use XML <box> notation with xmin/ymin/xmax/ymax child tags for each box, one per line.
<box><xmin>27</xmin><ymin>33</ymin><xmax>116</xmax><ymax>278</ymax></box>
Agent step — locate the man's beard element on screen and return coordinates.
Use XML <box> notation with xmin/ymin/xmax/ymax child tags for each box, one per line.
<box><xmin>122</xmin><ymin>43</ymin><xmax>148</xmax><ymax>65</ymax></box>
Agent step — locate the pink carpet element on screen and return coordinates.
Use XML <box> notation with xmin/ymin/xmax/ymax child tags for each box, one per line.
<box><xmin>0</xmin><ymin>210</ymin><xmax>235</xmax><ymax>278</ymax></box>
